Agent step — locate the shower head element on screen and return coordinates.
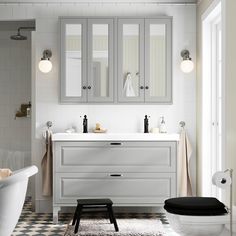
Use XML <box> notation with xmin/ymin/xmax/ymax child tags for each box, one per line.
<box><xmin>10</xmin><ymin>32</ymin><xmax>27</xmax><ymax>40</ymax></box>
<box><xmin>10</xmin><ymin>27</ymin><xmax>35</xmax><ymax>41</ymax></box>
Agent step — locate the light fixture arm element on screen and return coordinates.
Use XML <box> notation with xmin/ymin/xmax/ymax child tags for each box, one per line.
<box><xmin>42</xmin><ymin>49</ymin><xmax>52</xmax><ymax>60</ymax></box>
<box><xmin>181</xmin><ymin>49</ymin><xmax>191</xmax><ymax>60</ymax></box>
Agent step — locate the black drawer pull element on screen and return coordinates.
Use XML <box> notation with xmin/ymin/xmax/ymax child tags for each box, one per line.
<box><xmin>109</xmin><ymin>174</ymin><xmax>123</xmax><ymax>177</ymax></box>
<box><xmin>110</xmin><ymin>142</ymin><xmax>122</xmax><ymax>146</ymax></box>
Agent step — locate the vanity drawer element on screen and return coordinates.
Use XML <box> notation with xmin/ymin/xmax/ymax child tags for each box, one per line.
<box><xmin>54</xmin><ymin>172</ymin><xmax>176</xmax><ymax>205</ymax></box>
<box><xmin>54</xmin><ymin>141</ymin><xmax>176</xmax><ymax>173</ymax></box>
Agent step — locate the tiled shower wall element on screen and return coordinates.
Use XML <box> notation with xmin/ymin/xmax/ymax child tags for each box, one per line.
<box><xmin>0</xmin><ymin>30</ymin><xmax>31</xmax><ymax>171</ymax></box>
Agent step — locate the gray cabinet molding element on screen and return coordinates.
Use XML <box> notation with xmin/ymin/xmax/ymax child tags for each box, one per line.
<box><xmin>144</xmin><ymin>18</ymin><xmax>172</xmax><ymax>103</ymax></box>
<box><xmin>52</xmin><ymin>140</ymin><xmax>177</xmax><ymax>223</ymax></box>
<box><xmin>117</xmin><ymin>18</ymin><xmax>145</xmax><ymax>103</ymax></box>
<box><xmin>87</xmin><ymin>18</ymin><xmax>114</xmax><ymax>102</ymax></box>
<box><xmin>60</xmin><ymin>16</ymin><xmax>172</xmax><ymax>104</ymax></box>
<box><xmin>60</xmin><ymin>18</ymin><xmax>87</xmax><ymax>103</ymax></box>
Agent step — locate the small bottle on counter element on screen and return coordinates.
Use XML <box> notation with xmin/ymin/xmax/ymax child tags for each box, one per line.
<box><xmin>159</xmin><ymin>116</ymin><xmax>167</xmax><ymax>133</ymax></box>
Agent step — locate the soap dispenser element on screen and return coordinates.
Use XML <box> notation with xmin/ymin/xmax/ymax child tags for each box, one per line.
<box><xmin>159</xmin><ymin>116</ymin><xmax>167</xmax><ymax>133</ymax></box>
<box><xmin>144</xmin><ymin>115</ymin><xmax>149</xmax><ymax>133</ymax></box>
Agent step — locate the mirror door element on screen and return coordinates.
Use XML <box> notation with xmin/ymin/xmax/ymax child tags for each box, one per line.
<box><xmin>117</xmin><ymin>19</ymin><xmax>145</xmax><ymax>102</ymax></box>
<box><xmin>61</xmin><ymin>19</ymin><xmax>87</xmax><ymax>103</ymax></box>
<box><xmin>144</xmin><ymin>18</ymin><xmax>172</xmax><ymax>103</ymax></box>
<box><xmin>87</xmin><ymin>19</ymin><xmax>114</xmax><ymax>102</ymax></box>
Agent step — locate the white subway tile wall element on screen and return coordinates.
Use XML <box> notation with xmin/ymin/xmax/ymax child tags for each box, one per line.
<box><xmin>0</xmin><ymin>3</ymin><xmax>196</xmax><ymax>212</ymax></box>
<box><xmin>0</xmin><ymin>30</ymin><xmax>31</xmax><ymax>192</ymax></box>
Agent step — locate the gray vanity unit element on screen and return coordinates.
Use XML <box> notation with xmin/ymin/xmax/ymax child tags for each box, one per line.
<box><xmin>60</xmin><ymin>16</ymin><xmax>172</xmax><ymax>104</ymax></box>
<box><xmin>52</xmin><ymin>133</ymin><xmax>179</xmax><ymax>223</ymax></box>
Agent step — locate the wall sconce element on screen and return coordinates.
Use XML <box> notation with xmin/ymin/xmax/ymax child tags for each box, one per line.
<box><xmin>180</xmin><ymin>49</ymin><xmax>194</xmax><ymax>73</ymax></box>
<box><xmin>38</xmin><ymin>49</ymin><xmax>52</xmax><ymax>73</ymax></box>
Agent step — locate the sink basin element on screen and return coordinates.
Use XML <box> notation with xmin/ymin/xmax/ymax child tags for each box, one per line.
<box><xmin>52</xmin><ymin>133</ymin><xmax>179</xmax><ymax>141</ymax></box>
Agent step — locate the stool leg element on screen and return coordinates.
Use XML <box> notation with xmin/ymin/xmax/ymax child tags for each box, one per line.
<box><xmin>74</xmin><ymin>205</ymin><xmax>83</xmax><ymax>234</ymax></box>
<box><xmin>72</xmin><ymin>204</ymin><xmax>79</xmax><ymax>226</ymax></box>
<box><xmin>108</xmin><ymin>205</ymin><xmax>119</xmax><ymax>232</ymax></box>
<box><xmin>107</xmin><ymin>204</ymin><xmax>113</xmax><ymax>223</ymax></box>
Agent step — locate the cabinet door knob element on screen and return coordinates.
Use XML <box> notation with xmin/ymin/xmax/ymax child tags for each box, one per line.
<box><xmin>88</xmin><ymin>86</ymin><xmax>91</xmax><ymax>89</ymax></box>
<box><xmin>145</xmin><ymin>86</ymin><xmax>149</xmax><ymax>89</ymax></box>
<box><xmin>140</xmin><ymin>86</ymin><xmax>144</xmax><ymax>89</ymax></box>
<box><xmin>82</xmin><ymin>86</ymin><xmax>87</xmax><ymax>90</ymax></box>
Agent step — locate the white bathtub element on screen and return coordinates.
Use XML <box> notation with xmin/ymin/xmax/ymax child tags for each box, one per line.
<box><xmin>0</xmin><ymin>165</ymin><xmax>38</xmax><ymax>236</ymax></box>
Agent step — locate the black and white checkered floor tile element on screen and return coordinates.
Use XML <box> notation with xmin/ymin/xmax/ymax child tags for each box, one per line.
<box><xmin>12</xmin><ymin>198</ymin><xmax>177</xmax><ymax>236</ymax></box>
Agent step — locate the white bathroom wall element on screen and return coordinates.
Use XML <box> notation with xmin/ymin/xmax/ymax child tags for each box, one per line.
<box><xmin>0</xmin><ymin>2</ymin><xmax>196</xmax><ymax>212</ymax></box>
<box><xmin>223</xmin><ymin>0</ymin><xmax>236</xmax><ymax>205</ymax></box>
<box><xmin>0</xmin><ymin>30</ymin><xmax>31</xmax><ymax>171</ymax></box>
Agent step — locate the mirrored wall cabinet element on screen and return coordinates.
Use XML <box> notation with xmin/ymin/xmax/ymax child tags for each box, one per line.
<box><xmin>60</xmin><ymin>17</ymin><xmax>172</xmax><ymax>104</ymax></box>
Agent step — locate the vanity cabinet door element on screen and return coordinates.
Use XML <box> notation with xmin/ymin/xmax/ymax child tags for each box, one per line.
<box><xmin>87</xmin><ymin>19</ymin><xmax>114</xmax><ymax>102</ymax></box>
<box><xmin>117</xmin><ymin>19</ymin><xmax>145</xmax><ymax>103</ymax></box>
<box><xmin>60</xmin><ymin>19</ymin><xmax>87</xmax><ymax>103</ymax></box>
<box><xmin>144</xmin><ymin>18</ymin><xmax>172</xmax><ymax>103</ymax></box>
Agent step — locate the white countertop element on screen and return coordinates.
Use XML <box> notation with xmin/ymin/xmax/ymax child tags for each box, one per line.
<box><xmin>52</xmin><ymin>133</ymin><xmax>180</xmax><ymax>141</ymax></box>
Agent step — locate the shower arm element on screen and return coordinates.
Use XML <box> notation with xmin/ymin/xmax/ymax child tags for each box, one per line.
<box><xmin>17</xmin><ymin>27</ymin><xmax>35</xmax><ymax>33</ymax></box>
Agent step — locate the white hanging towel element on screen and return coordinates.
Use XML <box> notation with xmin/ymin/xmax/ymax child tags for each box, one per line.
<box><xmin>123</xmin><ymin>73</ymin><xmax>135</xmax><ymax>97</ymax></box>
<box><xmin>177</xmin><ymin>129</ymin><xmax>193</xmax><ymax>196</ymax></box>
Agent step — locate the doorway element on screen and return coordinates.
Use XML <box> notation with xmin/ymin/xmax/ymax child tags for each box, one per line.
<box><xmin>202</xmin><ymin>1</ymin><xmax>223</xmax><ymax>199</ymax></box>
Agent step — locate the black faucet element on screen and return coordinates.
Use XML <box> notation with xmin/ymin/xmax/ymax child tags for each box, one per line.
<box><xmin>83</xmin><ymin>115</ymin><xmax>88</xmax><ymax>133</ymax></box>
<box><xmin>144</xmin><ymin>115</ymin><xmax>149</xmax><ymax>133</ymax></box>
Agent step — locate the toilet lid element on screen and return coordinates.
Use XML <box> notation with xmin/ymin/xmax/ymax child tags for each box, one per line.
<box><xmin>164</xmin><ymin>197</ymin><xmax>228</xmax><ymax>216</ymax></box>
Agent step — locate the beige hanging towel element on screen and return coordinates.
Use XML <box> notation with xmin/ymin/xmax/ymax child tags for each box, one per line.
<box><xmin>41</xmin><ymin>130</ymin><xmax>53</xmax><ymax>196</ymax></box>
<box><xmin>177</xmin><ymin>129</ymin><xmax>193</xmax><ymax>197</ymax></box>
<box><xmin>0</xmin><ymin>168</ymin><xmax>12</xmax><ymax>180</ymax></box>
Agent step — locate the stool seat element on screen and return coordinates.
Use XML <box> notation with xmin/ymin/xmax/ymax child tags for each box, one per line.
<box><xmin>164</xmin><ymin>197</ymin><xmax>228</xmax><ymax>216</ymax></box>
<box><xmin>72</xmin><ymin>198</ymin><xmax>119</xmax><ymax>234</ymax></box>
<box><xmin>77</xmin><ymin>198</ymin><xmax>113</xmax><ymax>205</ymax></box>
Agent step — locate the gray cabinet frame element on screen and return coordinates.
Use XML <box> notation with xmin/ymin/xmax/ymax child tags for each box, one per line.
<box><xmin>87</xmin><ymin>18</ymin><xmax>114</xmax><ymax>102</ymax></box>
<box><xmin>60</xmin><ymin>16</ymin><xmax>172</xmax><ymax>104</ymax></box>
<box><xmin>60</xmin><ymin>18</ymin><xmax>87</xmax><ymax>103</ymax></box>
<box><xmin>117</xmin><ymin>18</ymin><xmax>145</xmax><ymax>103</ymax></box>
<box><xmin>144</xmin><ymin>18</ymin><xmax>172</xmax><ymax>103</ymax></box>
<box><xmin>52</xmin><ymin>140</ymin><xmax>177</xmax><ymax>223</ymax></box>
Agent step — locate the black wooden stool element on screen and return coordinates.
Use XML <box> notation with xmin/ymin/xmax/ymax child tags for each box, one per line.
<box><xmin>72</xmin><ymin>198</ymin><xmax>119</xmax><ymax>234</ymax></box>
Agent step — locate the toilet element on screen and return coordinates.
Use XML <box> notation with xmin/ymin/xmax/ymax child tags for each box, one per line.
<box><xmin>164</xmin><ymin>197</ymin><xmax>236</xmax><ymax>236</ymax></box>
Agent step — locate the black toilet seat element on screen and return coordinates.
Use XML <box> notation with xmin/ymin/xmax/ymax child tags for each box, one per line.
<box><xmin>164</xmin><ymin>197</ymin><xmax>228</xmax><ymax>216</ymax></box>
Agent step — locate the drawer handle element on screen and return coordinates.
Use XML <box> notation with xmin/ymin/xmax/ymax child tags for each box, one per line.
<box><xmin>109</xmin><ymin>174</ymin><xmax>123</xmax><ymax>177</ymax></box>
<box><xmin>110</xmin><ymin>142</ymin><xmax>123</xmax><ymax>146</ymax></box>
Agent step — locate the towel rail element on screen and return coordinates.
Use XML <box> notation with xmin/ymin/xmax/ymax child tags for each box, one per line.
<box><xmin>179</xmin><ymin>121</ymin><xmax>185</xmax><ymax>128</ymax></box>
<box><xmin>46</xmin><ymin>121</ymin><xmax>53</xmax><ymax>129</ymax></box>
<box><xmin>43</xmin><ymin>121</ymin><xmax>53</xmax><ymax>140</ymax></box>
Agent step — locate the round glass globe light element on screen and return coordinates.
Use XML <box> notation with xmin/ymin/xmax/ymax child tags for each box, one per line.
<box><xmin>38</xmin><ymin>59</ymin><xmax>52</xmax><ymax>73</ymax></box>
<box><xmin>180</xmin><ymin>59</ymin><xmax>194</xmax><ymax>73</ymax></box>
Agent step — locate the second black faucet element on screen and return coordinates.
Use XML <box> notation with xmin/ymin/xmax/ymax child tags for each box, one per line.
<box><xmin>83</xmin><ymin>115</ymin><xmax>88</xmax><ymax>133</ymax></box>
<box><xmin>144</xmin><ymin>115</ymin><xmax>149</xmax><ymax>133</ymax></box>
